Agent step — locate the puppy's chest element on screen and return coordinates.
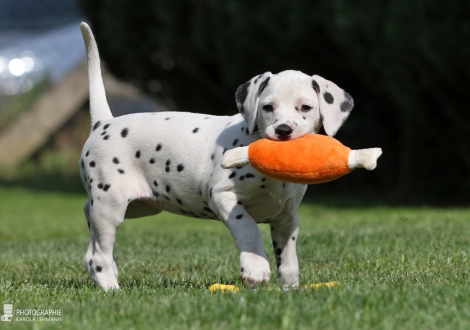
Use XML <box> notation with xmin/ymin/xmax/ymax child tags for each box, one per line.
<box><xmin>224</xmin><ymin>168</ymin><xmax>302</xmax><ymax>221</ymax></box>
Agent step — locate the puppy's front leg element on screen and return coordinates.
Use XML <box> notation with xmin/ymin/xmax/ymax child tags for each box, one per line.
<box><xmin>212</xmin><ymin>191</ymin><xmax>271</xmax><ymax>286</ymax></box>
<box><xmin>270</xmin><ymin>213</ymin><xmax>300</xmax><ymax>288</ymax></box>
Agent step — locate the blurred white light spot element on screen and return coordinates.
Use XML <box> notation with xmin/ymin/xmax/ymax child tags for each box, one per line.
<box><xmin>22</xmin><ymin>56</ymin><xmax>35</xmax><ymax>72</ymax></box>
<box><xmin>9</xmin><ymin>58</ymin><xmax>25</xmax><ymax>76</ymax></box>
<box><xmin>4</xmin><ymin>80</ymin><xmax>20</xmax><ymax>95</ymax></box>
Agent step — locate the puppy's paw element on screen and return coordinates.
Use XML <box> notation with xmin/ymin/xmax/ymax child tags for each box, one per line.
<box><xmin>240</xmin><ymin>252</ymin><xmax>271</xmax><ymax>287</ymax></box>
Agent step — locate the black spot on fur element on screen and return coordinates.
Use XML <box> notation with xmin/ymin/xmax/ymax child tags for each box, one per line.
<box><xmin>164</xmin><ymin>195</ymin><xmax>170</xmax><ymax>201</ymax></box>
<box><xmin>261</xmin><ymin>178</ymin><xmax>267</xmax><ymax>182</ymax></box>
<box><xmin>232</xmin><ymin>139</ymin><xmax>239</xmax><ymax>146</ymax></box>
<box><xmin>312</xmin><ymin>80</ymin><xmax>320</xmax><ymax>93</ymax></box>
<box><xmin>103</xmin><ymin>184</ymin><xmax>110</xmax><ymax>192</ymax></box>
<box><xmin>156</xmin><ymin>143</ymin><xmax>162</xmax><ymax>151</ymax></box>
<box><xmin>166</xmin><ymin>159</ymin><xmax>171</xmax><ymax>166</ymax></box>
<box><xmin>121</xmin><ymin>128</ymin><xmax>128</xmax><ymax>137</ymax></box>
<box><xmin>340</xmin><ymin>91</ymin><xmax>354</xmax><ymax>112</ymax></box>
<box><xmin>273</xmin><ymin>241</ymin><xmax>277</xmax><ymax>248</ymax></box>
<box><xmin>89</xmin><ymin>161</ymin><xmax>96</xmax><ymax>167</ymax></box>
<box><xmin>92</xmin><ymin>121</ymin><xmax>101</xmax><ymax>131</ymax></box>
<box><xmin>245</xmin><ymin>128</ymin><xmax>249</xmax><ymax>135</ymax></box>
<box><xmin>91</xmin><ymin>199</ymin><xmax>94</xmax><ymax>206</ymax></box>
<box><xmin>177</xmin><ymin>164</ymin><xmax>184</xmax><ymax>172</ymax></box>
<box><xmin>292</xmin><ymin>236</ymin><xmax>296</xmax><ymax>241</ymax></box>
<box><xmin>237</xmin><ymin>201</ymin><xmax>244</xmax><ymax>205</ymax></box>
<box><xmin>153</xmin><ymin>191</ymin><xmax>159</xmax><ymax>197</ymax></box>
<box><xmin>229</xmin><ymin>172</ymin><xmax>236</xmax><ymax>179</ymax></box>
<box><xmin>101</xmin><ymin>131</ymin><xmax>106</xmax><ymax>136</ymax></box>
<box><xmin>236</xmin><ymin>81</ymin><xmax>250</xmax><ymax>107</ymax></box>
<box><xmin>246</xmin><ymin>173</ymin><xmax>255</xmax><ymax>178</ymax></box>
<box><xmin>113</xmin><ymin>157</ymin><xmax>119</xmax><ymax>164</ymax></box>
<box><xmin>85</xmin><ymin>150</ymin><xmax>90</xmax><ymax>157</ymax></box>
<box><xmin>89</xmin><ymin>179</ymin><xmax>93</xmax><ymax>183</ymax></box>
<box><xmin>209</xmin><ymin>189</ymin><xmax>213</xmax><ymax>198</ymax></box>
<box><xmin>103</xmin><ymin>124</ymin><xmax>110</xmax><ymax>130</ymax></box>
<box><xmin>204</xmin><ymin>207</ymin><xmax>212</xmax><ymax>213</ymax></box>
<box><xmin>103</xmin><ymin>135</ymin><xmax>110</xmax><ymax>140</ymax></box>
<box><xmin>165</xmin><ymin>167</ymin><xmax>170</xmax><ymax>173</ymax></box>
<box><xmin>236</xmin><ymin>214</ymin><xmax>243</xmax><ymax>219</ymax></box>
<box><xmin>240</xmin><ymin>267</ymin><xmax>245</xmax><ymax>272</ymax></box>
<box><xmin>153</xmin><ymin>180</ymin><xmax>158</xmax><ymax>187</ymax></box>
<box><xmin>239</xmin><ymin>175</ymin><xmax>245</xmax><ymax>180</ymax></box>
<box><xmin>81</xmin><ymin>159</ymin><xmax>84</xmax><ymax>169</ymax></box>
<box><xmin>260</xmin><ymin>185</ymin><xmax>266</xmax><ymax>188</ymax></box>
<box><xmin>89</xmin><ymin>260</ymin><xmax>92</xmax><ymax>266</ymax></box>
<box><xmin>180</xmin><ymin>209</ymin><xmax>188</xmax><ymax>214</ymax></box>
<box><xmin>303</xmin><ymin>116</ymin><xmax>306</xmax><ymax>120</ymax></box>
<box><xmin>176</xmin><ymin>198</ymin><xmax>183</xmax><ymax>205</ymax></box>
<box><xmin>241</xmin><ymin>127</ymin><xmax>245</xmax><ymax>132</ymax></box>
<box><xmin>258</xmin><ymin>77</ymin><xmax>270</xmax><ymax>96</ymax></box>
<box><xmin>193</xmin><ymin>128</ymin><xmax>199</xmax><ymax>133</ymax></box>
<box><xmin>118</xmin><ymin>169</ymin><xmax>125</xmax><ymax>174</ymax></box>
<box><xmin>223</xmin><ymin>148</ymin><xmax>227</xmax><ymax>154</ymax></box>
<box><xmin>135</xmin><ymin>151</ymin><xmax>141</xmax><ymax>158</ymax></box>
<box><xmin>165</xmin><ymin>117</ymin><xmax>171</xmax><ymax>120</ymax></box>
<box><xmin>149</xmin><ymin>158</ymin><xmax>155</xmax><ymax>164</ymax></box>
<box><xmin>211</xmin><ymin>153</ymin><xmax>215</xmax><ymax>160</ymax></box>
<box><xmin>97</xmin><ymin>183</ymin><xmax>103</xmax><ymax>189</ymax></box>
<box><xmin>276</xmin><ymin>248</ymin><xmax>282</xmax><ymax>255</ymax></box>
<box><xmin>323</xmin><ymin>92</ymin><xmax>334</xmax><ymax>104</ymax></box>
<box><xmin>96</xmin><ymin>266</ymin><xmax>102</xmax><ymax>272</ymax></box>
<box><xmin>166</xmin><ymin>185</ymin><xmax>171</xmax><ymax>193</ymax></box>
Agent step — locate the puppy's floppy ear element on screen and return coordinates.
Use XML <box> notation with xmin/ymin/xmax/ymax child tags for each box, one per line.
<box><xmin>235</xmin><ymin>72</ymin><xmax>273</xmax><ymax>134</ymax></box>
<box><xmin>312</xmin><ymin>75</ymin><xmax>354</xmax><ymax>137</ymax></box>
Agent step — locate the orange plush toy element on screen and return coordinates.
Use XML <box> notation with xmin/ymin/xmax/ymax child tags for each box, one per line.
<box><xmin>221</xmin><ymin>134</ymin><xmax>382</xmax><ymax>184</ymax></box>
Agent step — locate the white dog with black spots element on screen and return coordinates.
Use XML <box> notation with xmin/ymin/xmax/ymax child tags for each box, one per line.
<box><xmin>79</xmin><ymin>23</ymin><xmax>355</xmax><ymax>291</ymax></box>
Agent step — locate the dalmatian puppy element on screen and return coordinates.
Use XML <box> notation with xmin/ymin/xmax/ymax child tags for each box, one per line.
<box><xmin>78</xmin><ymin>23</ymin><xmax>354</xmax><ymax>291</ymax></box>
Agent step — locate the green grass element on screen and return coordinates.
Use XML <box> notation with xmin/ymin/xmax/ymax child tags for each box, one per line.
<box><xmin>0</xmin><ymin>187</ymin><xmax>469</xmax><ymax>329</ymax></box>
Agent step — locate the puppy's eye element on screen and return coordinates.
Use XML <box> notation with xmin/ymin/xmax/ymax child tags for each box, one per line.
<box><xmin>301</xmin><ymin>105</ymin><xmax>312</xmax><ymax>112</ymax></box>
<box><xmin>262</xmin><ymin>104</ymin><xmax>274</xmax><ymax>112</ymax></box>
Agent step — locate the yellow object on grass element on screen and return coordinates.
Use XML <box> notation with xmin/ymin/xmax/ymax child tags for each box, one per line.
<box><xmin>209</xmin><ymin>283</ymin><xmax>240</xmax><ymax>293</ymax></box>
<box><xmin>310</xmin><ymin>281</ymin><xmax>340</xmax><ymax>289</ymax></box>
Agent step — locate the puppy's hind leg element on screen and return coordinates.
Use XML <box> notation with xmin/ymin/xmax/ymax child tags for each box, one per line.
<box><xmin>83</xmin><ymin>200</ymin><xmax>93</xmax><ymax>272</ymax></box>
<box><xmin>86</xmin><ymin>193</ymin><xmax>127</xmax><ymax>291</ymax></box>
<box><xmin>84</xmin><ymin>200</ymin><xmax>119</xmax><ymax>279</ymax></box>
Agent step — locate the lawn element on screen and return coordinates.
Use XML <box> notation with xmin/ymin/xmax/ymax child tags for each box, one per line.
<box><xmin>0</xmin><ymin>187</ymin><xmax>469</xmax><ymax>329</ymax></box>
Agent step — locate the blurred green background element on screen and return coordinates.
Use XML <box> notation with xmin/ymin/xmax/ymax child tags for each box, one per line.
<box><xmin>1</xmin><ymin>0</ymin><xmax>469</xmax><ymax>205</ymax></box>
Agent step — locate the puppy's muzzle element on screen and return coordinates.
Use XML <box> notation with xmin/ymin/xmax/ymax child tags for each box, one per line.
<box><xmin>275</xmin><ymin>124</ymin><xmax>293</xmax><ymax>140</ymax></box>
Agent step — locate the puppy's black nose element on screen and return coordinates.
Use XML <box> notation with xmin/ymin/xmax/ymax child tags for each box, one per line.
<box><xmin>275</xmin><ymin>124</ymin><xmax>293</xmax><ymax>140</ymax></box>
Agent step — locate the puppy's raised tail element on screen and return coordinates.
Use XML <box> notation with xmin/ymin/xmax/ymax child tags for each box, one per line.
<box><xmin>80</xmin><ymin>22</ymin><xmax>113</xmax><ymax>127</ymax></box>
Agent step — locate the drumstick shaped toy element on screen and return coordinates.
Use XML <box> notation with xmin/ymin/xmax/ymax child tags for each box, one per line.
<box><xmin>221</xmin><ymin>134</ymin><xmax>382</xmax><ymax>184</ymax></box>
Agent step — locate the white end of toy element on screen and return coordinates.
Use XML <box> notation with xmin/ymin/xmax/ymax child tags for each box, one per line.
<box><xmin>348</xmin><ymin>148</ymin><xmax>382</xmax><ymax>170</ymax></box>
<box><xmin>221</xmin><ymin>146</ymin><xmax>250</xmax><ymax>169</ymax></box>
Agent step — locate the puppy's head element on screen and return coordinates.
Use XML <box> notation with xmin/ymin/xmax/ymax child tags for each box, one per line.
<box><xmin>235</xmin><ymin>70</ymin><xmax>354</xmax><ymax>140</ymax></box>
